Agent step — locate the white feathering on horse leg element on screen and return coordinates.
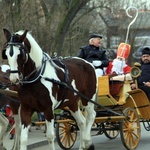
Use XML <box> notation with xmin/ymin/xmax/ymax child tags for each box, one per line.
<box><xmin>70</xmin><ymin>108</ymin><xmax>87</xmax><ymax>150</ymax></box>
<box><xmin>20</xmin><ymin>125</ymin><xmax>30</xmax><ymax>150</ymax></box>
<box><xmin>45</xmin><ymin>119</ymin><xmax>55</xmax><ymax>150</ymax></box>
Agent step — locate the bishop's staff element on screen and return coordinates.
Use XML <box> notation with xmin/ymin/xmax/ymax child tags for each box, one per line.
<box><xmin>118</xmin><ymin>6</ymin><xmax>138</xmax><ymax>73</ymax></box>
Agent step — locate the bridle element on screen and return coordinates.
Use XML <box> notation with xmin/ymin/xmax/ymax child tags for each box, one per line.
<box><xmin>4</xmin><ymin>35</ymin><xmax>29</xmax><ymax>83</ymax></box>
<box><xmin>5</xmin><ymin>39</ymin><xmax>51</xmax><ymax>85</ymax></box>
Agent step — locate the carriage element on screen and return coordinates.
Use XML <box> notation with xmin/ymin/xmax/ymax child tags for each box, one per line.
<box><xmin>53</xmin><ymin>63</ymin><xmax>150</xmax><ymax>150</ymax></box>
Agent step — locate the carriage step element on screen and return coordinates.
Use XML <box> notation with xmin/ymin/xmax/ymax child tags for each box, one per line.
<box><xmin>33</xmin><ymin>121</ymin><xmax>46</xmax><ymax>126</ymax></box>
<box><xmin>95</xmin><ymin>116</ymin><xmax>125</xmax><ymax>123</ymax></box>
<box><xmin>33</xmin><ymin>119</ymin><xmax>75</xmax><ymax>126</ymax></box>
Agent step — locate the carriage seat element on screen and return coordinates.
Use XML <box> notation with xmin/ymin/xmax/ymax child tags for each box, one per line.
<box><xmin>109</xmin><ymin>80</ymin><xmax>124</xmax><ymax>96</ymax></box>
<box><xmin>110</xmin><ymin>73</ymin><xmax>132</xmax><ymax>82</ymax></box>
<box><xmin>97</xmin><ymin>76</ymin><xmax>119</xmax><ymax>106</ymax></box>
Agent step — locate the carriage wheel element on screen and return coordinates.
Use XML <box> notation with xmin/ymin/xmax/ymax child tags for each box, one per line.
<box><xmin>120</xmin><ymin>108</ymin><xmax>141</xmax><ymax>150</ymax></box>
<box><xmin>55</xmin><ymin>119</ymin><xmax>77</xmax><ymax>150</ymax></box>
<box><xmin>102</xmin><ymin>122</ymin><xmax>120</xmax><ymax>139</ymax></box>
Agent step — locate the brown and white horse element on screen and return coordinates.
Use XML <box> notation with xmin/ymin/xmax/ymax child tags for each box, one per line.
<box><xmin>0</xmin><ymin>64</ymin><xmax>20</xmax><ymax>150</ymax></box>
<box><xmin>2</xmin><ymin>29</ymin><xmax>97</xmax><ymax>150</ymax></box>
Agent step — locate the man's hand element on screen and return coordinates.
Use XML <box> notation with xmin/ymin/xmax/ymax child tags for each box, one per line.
<box><xmin>131</xmin><ymin>83</ymin><xmax>136</xmax><ymax>90</ymax></box>
<box><xmin>143</xmin><ymin>82</ymin><xmax>150</xmax><ymax>87</ymax></box>
<box><xmin>92</xmin><ymin>60</ymin><xmax>102</xmax><ymax>67</ymax></box>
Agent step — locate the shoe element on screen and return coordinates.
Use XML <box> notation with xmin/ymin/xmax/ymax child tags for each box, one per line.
<box><xmin>10</xmin><ymin>134</ymin><xmax>14</xmax><ymax>140</ymax></box>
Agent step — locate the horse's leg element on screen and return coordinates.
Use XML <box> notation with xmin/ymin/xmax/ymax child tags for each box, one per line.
<box><xmin>45</xmin><ymin>119</ymin><xmax>55</xmax><ymax>149</ymax></box>
<box><xmin>12</xmin><ymin>114</ymin><xmax>21</xmax><ymax>150</ymax></box>
<box><xmin>70</xmin><ymin>108</ymin><xmax>87</xmax><ymax>150</ymax></box>
<box><xmin>0</xmin><ymin>113</ymin><xmax>9</xmax><ymax>150</ymax></box>
<box><xmin>44</xmin><ymin>108</ymin><xmax>55</xmax><ymax>150</ymax></box>
<box><xmin>20</xmin><ymin>107</ymin><xmax>33</xmax><ymax>150</ymax></box>
<box><xmin>83</xmin><ymin>101</ymin><xmax>96</xmax><ymax>149</ymax></box>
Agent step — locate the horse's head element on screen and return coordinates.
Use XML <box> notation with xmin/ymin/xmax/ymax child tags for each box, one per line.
<box><xmin>2</xmin><ymin>29</ymin><xmax>29</xmax><ymax>84</ymax></box>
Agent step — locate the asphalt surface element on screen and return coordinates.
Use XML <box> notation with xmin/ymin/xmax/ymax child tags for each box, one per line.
<box><xmin>4</xmin><ymin>123</ymin><xmax>150</xmax><ymax>150</ymax></box>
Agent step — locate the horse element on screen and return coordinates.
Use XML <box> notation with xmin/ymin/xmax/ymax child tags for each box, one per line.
<box><xmin>0</xmin><ymin>64</ymin><xmax>20</xmax><ymax>150</ymax></box>
<box><xmin>2</xmin><ymin>29</ymin><xmax>97</xmax><ymax>150</ymax></box>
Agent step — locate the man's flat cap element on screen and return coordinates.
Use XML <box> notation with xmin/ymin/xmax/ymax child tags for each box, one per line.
<box><xmin>142</xmin><ymin>46</ymin><xmax>150</xmax><ymax>55</ymax></box>
<box><xmin>90</xmin><ymin>33</ymin><xmax>102</xmax><ymax>39</ymax></box>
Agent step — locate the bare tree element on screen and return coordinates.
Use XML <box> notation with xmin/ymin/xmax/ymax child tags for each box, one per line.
<box><xmin>0</xmin><ymin>0</ymin><xmax>149</xmax><ymax>61</ymax></box>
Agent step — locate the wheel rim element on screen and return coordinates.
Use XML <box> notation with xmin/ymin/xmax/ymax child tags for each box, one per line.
<box><xmin>56</xmin><ymin>121</ymin><xmax>77</xmax><ymax>149</ymax></box>
<box><xmin>103</xmin><ymin>123</ymin><xmax>119</xmax><ymax>139</ymax></box>
<box><xmin>120</xmin><ymin>108</ymin><xmax>141</xmax><ymax>150</ymax></box>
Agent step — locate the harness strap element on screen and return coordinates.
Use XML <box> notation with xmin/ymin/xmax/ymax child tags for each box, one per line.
<box><xmin>20</xmin><ymin>53</ymin><xmax>47</xmax><ymax>84</ymax></box>
<box><xmin>44</xmin><ymin>77</ymin><xmax>121</xmax><ymax>116</ymax></box>
<box><xmin>55</xmin><ymin>59</ymin><xmax>69</xmax><ymax>108</ymax></box>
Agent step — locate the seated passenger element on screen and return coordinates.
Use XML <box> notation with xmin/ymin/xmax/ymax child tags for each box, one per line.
<box><xmin>77</xmin><ymin>33</ymin><xmax>109</xmax><ymax>77</ymax></box>
<box><xmin>106</xmin><ymin>43</ymin><xmax>132</xmax><ymax>81</ymax></box>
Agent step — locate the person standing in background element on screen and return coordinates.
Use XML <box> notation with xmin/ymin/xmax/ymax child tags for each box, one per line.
<box><xmin>131</xmin><ymin>47</ymin><xmax>150</xmax><ymax>100</ymax></box>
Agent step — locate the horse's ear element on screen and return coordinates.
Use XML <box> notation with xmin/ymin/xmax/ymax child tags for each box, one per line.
<box><xmin>3</xmin><ymin>29</ymin><xmax>11</xmax><ymax>41</ymax></box>
<box><xmin>19</xmin><ymin>30</ymin><xmax>28</xmax><ymax>42</ymax></box>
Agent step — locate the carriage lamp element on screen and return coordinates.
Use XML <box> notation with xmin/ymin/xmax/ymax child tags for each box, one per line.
<box><xmin>130</xmin><ymin>64</ymin><xmax>141</xmax><ymax>89</ymax></box>
<box><xmin>130</xmin><ymin>66</ymin><xmax>141</xmax><ymax>78</ymax></box>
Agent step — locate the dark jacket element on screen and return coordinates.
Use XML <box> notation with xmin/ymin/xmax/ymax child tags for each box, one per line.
<box><xmin>137</xmin><ymin>63</ymin><xmax>150</xmax><ymax>99</ymax></box>
<box><xmin>138</xmin><ymin>63</ymin><xmax>150</xmax><ymax>85</ymax></box>
<box><xmin>77</xmin><ymin>45</ymin><xmax>109</xmax><ymax>69</ymax></box>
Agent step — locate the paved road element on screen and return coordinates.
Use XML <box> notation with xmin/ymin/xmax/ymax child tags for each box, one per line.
<box><xmin>31</xmin><ymin>124</ymin><xmax>150</xmax><ymax>150</ymax></box>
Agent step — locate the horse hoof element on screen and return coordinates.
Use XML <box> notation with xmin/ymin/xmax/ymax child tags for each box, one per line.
<box><xmin>87</xmin><ymin>144</ymin><xmax>95</xmax><ymax>150</ymax></box>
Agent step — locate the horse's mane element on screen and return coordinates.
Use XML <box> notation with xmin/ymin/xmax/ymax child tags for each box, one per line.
<box><xmin>16</xmin><ymin>30</ymin><xmax>43</xmax><ymax>68</ymax></box>
<box><xmin>15</xmin><ymin>31</ymin><xmax>63</xmax><ymax>71</ymax></box>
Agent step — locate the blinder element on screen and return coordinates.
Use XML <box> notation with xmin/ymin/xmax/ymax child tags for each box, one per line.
<box><xmin>2</xmin><ymin>41</ymin><xmax>26</xmax><ymax>62</ymax></box>
<box><xmin>19</xmin><ymin>46</ymin><xmax>26</xmax><ymax>62</ymax></box>
<box><xmin>2</xmin><ymin>49</ymin><xmax>7</xmax><ymax>59</ymax></box>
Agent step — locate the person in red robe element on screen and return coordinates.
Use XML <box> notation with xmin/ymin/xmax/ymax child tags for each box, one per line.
<box><xmin>106</xmin><ymin>43</ymin><xmax>131</xmax><ymax>75</ymax></box>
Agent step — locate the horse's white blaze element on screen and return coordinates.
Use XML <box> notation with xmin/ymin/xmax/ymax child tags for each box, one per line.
<box><xmin>45</xmin><ymin>119</ymin><xmax>55</xmax><ymax>150</ymax></box>
<box><xmin>5</xmin><ymin>46</ymin><xmax>20</xmax><ymax>83</ymax></box>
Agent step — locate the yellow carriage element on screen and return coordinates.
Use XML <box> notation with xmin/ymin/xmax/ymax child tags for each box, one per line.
<box><xmin>55</xmin><ymin>63</ymin><xmax>150</xmax><ymax>150</ymax></box>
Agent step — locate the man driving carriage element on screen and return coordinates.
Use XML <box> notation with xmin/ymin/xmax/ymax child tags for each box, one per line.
<box><xmin>77</xmin><ymin>33</ymin><xmax>109</xmax><ymax>77</ymax></box>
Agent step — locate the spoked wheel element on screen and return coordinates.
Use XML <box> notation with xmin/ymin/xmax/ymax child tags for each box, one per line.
<box><xmin>55</xmin><ymin>118</ymin><xmax>77</xmax><ymax>150</ymax></box>
<box><xmin>102</xmin><ymin>122</ymin><xmax>120</xmax><ymax>139</ymax></box>
<box><xmin>120</xmin><ymin>108</ymin><xmax>141</xmax><ymax>150</ymax></box>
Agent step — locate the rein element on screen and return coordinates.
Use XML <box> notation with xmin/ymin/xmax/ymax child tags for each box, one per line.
<box><xmin>18</xmin><ymin>52</ymin><xmax>121</xmax><ymax>116</ymax></box>
<box><xmin>5</xmin><ymin>42</ymin><xmax>121</xmax><ymax>115</ymax></box>
<box><xmin>0</xmin><ymin>81</ymin><xmax>20</xmax><ymax>103</ymax></box>
<box><xmin>44</xmin><ymin>77</ymin><xmax>121</xmax><ymax>116</ymax></box>
<box><xmin>20</xmin><ymin>52</ymin><xmax>69</xmax><ymax>108</ymax></box>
